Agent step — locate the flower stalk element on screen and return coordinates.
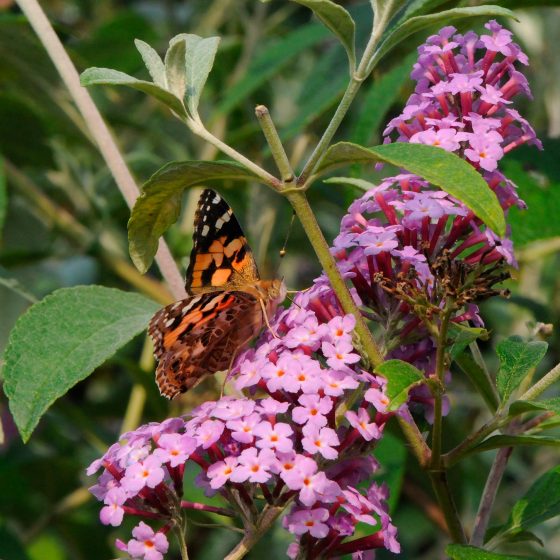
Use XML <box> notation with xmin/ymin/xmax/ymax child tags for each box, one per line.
<box><xmin>285</xmin><ymin>190</ymin><xmax>384</xmax><ymax>368</ymax></box>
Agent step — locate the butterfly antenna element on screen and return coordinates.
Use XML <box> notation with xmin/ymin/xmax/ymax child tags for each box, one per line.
<box><xmin>279</xmin><ymin>210</ymin><xmax>296</xmax><ymax>259</ymax></box>
<box><xmin>285</xmin><ymin>293</ymin><xmax>302</xmax><ymax>310</ymax></box>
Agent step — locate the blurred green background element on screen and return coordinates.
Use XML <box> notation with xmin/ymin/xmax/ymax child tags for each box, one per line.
<box><xmin>1</xmin><ymin>1</ymin><xmax>560</xmax><ymax>559</ymax></box>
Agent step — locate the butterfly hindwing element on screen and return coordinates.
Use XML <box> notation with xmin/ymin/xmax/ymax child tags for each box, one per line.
<box><xmin>149</xmin><ymin>291</ymin><xmax>263</xmax><ymax>399</ymax></box>
<box><xmin>185</xmin><ymin>189</ymin><xmax>259</xmax><ymax>295</ymax></box>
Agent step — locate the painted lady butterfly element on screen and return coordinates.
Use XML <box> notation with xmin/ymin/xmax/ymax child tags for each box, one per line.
<box><xmin>149</xmin><ymin>189</ymin><xmax>286</xmax><ymax>399</ymax></box>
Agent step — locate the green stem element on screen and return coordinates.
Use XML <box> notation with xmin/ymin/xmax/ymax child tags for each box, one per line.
<box><xmin>285</xmin><ymin>190</ymin><xmax>383</xmax><ymax>367</ymax></box>
<box><xmin>297</xmin><ymin>2</ymin><xmax>394</xmax><ymax>185</ymax></box>
<box><xmin>255</xmin><ymin>105</ymin><xmax>294</xmax><ymax>183</ymax></box>
<box><xmin>430</xmin><ymin>306</ymin><xmax>453</xmax><ymax>469</ymax></box>
<box><xmin>174</xmin><ymin>522</ymin><xmax>189</xmax><ymax>560</ymax></box>
<box><xmin>188</xmin><ymin>118</ymin><xmax>281</xmax><ymax>189</ymax></box>
<box><xmin>428</xmin><ymin>469</ymin><xmax>467</xmax><ymax>543</ymax></box>
<box><xmin>224</xmin><ymin>504</ymin><xmax>288</xmax><ymax>560</ymax></box>
<box><xmin>470</xmin><ymin>445</ymin><xmax>513</xmax><ymax>546</ymax></box>
<box><xmin>519</xmin><ymin>361</ymin><xmax>560</xmax><ymax>402</ymax></box>
<box><xmin>443</xmin><ymin>416</ymin><xmax>504</xmax><ymax>468</ymax></box>
<box><xmin>397</xmin><ymin>416</ymin><xmax>431</xmax><ymax>468</ymax></box>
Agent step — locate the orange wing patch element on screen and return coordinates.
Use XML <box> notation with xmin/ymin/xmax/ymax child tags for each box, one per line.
<box><xmin>185</xmin><ymin>190</ymin><xmax>259</xmax><ymax>295</ymax></box>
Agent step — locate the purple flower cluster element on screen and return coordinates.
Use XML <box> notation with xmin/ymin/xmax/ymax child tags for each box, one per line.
<box><xmin>327</xmin><ymin>21</ymin><xmax>539</xmax><ymax>418</ymax></box>
<box><xmin>384</xmin><ymin>21</ymin><xmax>540</xmax><ymax>172</ymax></box>
<box><xmin>87</xmin><ymin>301</ymin><xmax>400</xmax><ymax>558</ymax></box>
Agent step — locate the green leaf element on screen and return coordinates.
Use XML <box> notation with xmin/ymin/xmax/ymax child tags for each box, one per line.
<box><xmin>449</xmin><ymin>324</ymin><xmax>489</xmax><ymax>361</ymax></box>
<box><xmin>324</xmin><ymin>176</ymin><xmax>377</xmax><ymax>191</ymax></box>
<box><xmin>2</xmin><ymin>286</ymin><xmax>160</xmax><ymax>442</ymax></box>
<box><xmin>350</xmin><ymin>51</ymin><xmax>416</xmax><ymax>147</ymax></box>
<box><xmin>499</xmin><ymin>529</ymin><xmax>544</xmax><ymax>547</ymax></box>
<box><xmin>468</xmin><ymin>435</ymin><xmax>560</xmax><ymax>456</ymax></box>
<box><xmin>446</xmin><ymin>544</ymin><xmax>534</xmax><ymax>560</ymax></box>
<box><xmin>134</xmin><ymin>38</ymin><xmax>166</xmax><ymax>87</ymax></box>
<box><xmin>505</xmin><ymin>465</ymin><xmax>560</xmax><ymax>534</ymax></box>
<box><xmin>217</xmin><ymin>23</ymin><xmax>329</xmax><ymax>115</ymax></box>
<box><xmin>496</xmin><ymin>337</ymin><xmax>548</xmax><ymax>402</ymax></box>
<box><xmin>394</xmin><ymin>0</ymin><xmax>451</xmax><ymax>23</ymax></box>
<box><xmin>290</xmin><ymin>0</ymin><xmax>356</xmax><ymax>68</ymax></box>
<box><xmin>509</xmin><ymin>397</ymin><xmax>560</xmax><ymax>417</ymax></box>
<box><xmin>375</xmin><ymin>359</ymin><xmax>425</xmax><ymax>411</ymax></box>
<box><xmin>184</xmin><ymin>34</ymin><xmax>220</xmax><ymax>116</ymax></box>
<box><xmin>128</xmin><ymin>161</ymin><xmax>259</xmax><ymax>273</ymax></box>
<box><xmin>0</xmin><ymin>157</ymin><xmax>6</xmax><ymax>240</ymax></box>
<box><xmin>317</xmin><ymin>142</ymin><xmax>506</xmax><ymax>236</ymax></box>
<box><xmin>164</xmin><ymin>34</ymin><xmax>189</xmax><ymax>99</ymax></box>
<box><xmin>455</xmin><ymin>351</ymin><xmax>499</xmax><ymax>413</ymax></box>
<box><xmin>80</xmin><ymin>67</ymin><xmax>186</xmax><ymax>117</ymax></box>
<box><xmin>369</xmin><ymin>5</ymin><xmax>516</xmax><ymax>72</ymax></box>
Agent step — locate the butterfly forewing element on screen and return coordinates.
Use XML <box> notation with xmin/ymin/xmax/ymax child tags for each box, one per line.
<box><xmin>185</xmin><ymin>189</ymin><xmax>259</xmax><ymax>295</ymax></box>
<box><xmin>149</xmin><ymin>291</ymin><xmax>263</xmax><ymax>399</ymax></box>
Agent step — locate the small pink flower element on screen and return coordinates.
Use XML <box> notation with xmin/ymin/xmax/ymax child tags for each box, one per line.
<box><xmin>286</xmin><ymin>508</ymin><xmax>330</xmax><ymax>538</ymax></box>
<box><xmin>127</xmin><ymin>522</ymin><xmax>169</xmax><ymax>560</ymax></box>
<box><xmin>322</xmin><ymin>341</ymin><xmax>360</xmax><ymax>370</ymax></box>
<box><xmin>302</xmin><ymin>426</ymin><xmax>340</xmax><ymax>460</ymax></box>
<box><xmin>235</xmin><ymin>356</ymin><xmax>264</xmax><ymax>389</ymax></box>
<box><xmin>196</xmin><ymin>420</ymin><xmax>224</xmax><ymax>449</ymax></box>
<box><xmin>323</xmin><ymin>371</ymin><xmax>359</xmax><ymax>397</ymax></box>
<box><xmin>346</xmin><ymin>408</ymin><xmax>381</xmax><ymax>441</ymax></box>
<box><xmin>253</xmin><ymin>421</ymin><xmax>294</xmax><ymax>453</ymax></box>
<box><xmin>364</xmin><ymin>387</ymin><xmax>390</xmax><ymax>412</ymax></box>
<box><xmin>292</xmin><ymin>394</ymin><xmax>333</xmax><ymax>427</ymax></box>
<box><xmin>261</xmin><ymin>354</ymin><xmax>299</xmax><ymax>393</ymax></box>
<box><xmin>153</xmin><ymin>433</ymin><xmax>197</xmax><ymax>467</ymax></box>
<box><xmin>100</xmin><ymin>487</ymin><xmax>127</xmax><ymax>527</ymax></box>
<box><xmin>226</xmin><ymin>413</ymin><xmax>261</xmax><ymax>444</ymax></box>
<box><xmin>123</xmin><ymin>455</ymin><xmax>165</xmax><ymax>493</ymax></box>
<box><xmin>323</xmin><ymin>315</ymin><xmax>355</xmax><ymax>343</ymax></box>
<box><xmin>464</xmin><ymin>132</ymin><xmax>504</xmax><ymax>171</ymax></box>
<box><xmin>229</xmin><ymin>448</ymin><xmax>276</xmax><ymax>484</ymax></box>
<box><xmin>207</xmin><ymin>456</ymin><xmax>239</xmax><ymax>489</ymax></box>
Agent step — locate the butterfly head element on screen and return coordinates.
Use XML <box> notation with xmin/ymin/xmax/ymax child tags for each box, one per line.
<box><xmin>253</xmin><ymin>278</ymin><xmax>286</xmax><ymax>306</ymax></box>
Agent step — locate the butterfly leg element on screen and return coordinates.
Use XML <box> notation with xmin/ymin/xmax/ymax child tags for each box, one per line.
<box><xmin>258</xmin><ymin>298</ymin><xmax>279</xmax><ymax>339</ymax></box>
<box><xmin>220</xmin><ymin>334</ymin><xmax>254</xmax><ymax>398</ymax></box>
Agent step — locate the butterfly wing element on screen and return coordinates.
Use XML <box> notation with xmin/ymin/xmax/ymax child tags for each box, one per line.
<box><xmin>185</xmin><ymin>189</ymin><xmax>260</xmax><ymax>295</ymax></box>
<box><xmin>149</xmin><ymin>291</ymin><xmax>263</xmax><ymax>399</ymax></box>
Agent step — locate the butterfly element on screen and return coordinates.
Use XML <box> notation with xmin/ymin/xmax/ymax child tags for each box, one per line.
<box><xmin>149</xmin><ymin>189</ymin><xmax>286</xmax><ymax>399</ymax></box>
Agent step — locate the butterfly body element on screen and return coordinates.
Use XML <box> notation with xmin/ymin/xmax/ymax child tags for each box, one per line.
<box><xmin>149</xmin><ymin>189</ymin><xmax>285</xmax><ymax>399</ymax></box>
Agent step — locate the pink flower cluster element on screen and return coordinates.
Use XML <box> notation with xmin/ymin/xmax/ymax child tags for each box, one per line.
<box><xmin>87</xmin><ymin>301</ymin><xmax>400</xmax><ymax>558</ymax></box>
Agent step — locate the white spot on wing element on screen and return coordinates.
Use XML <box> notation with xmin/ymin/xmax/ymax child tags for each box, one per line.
<box><xmin>201</xmin><ymin>224</ymin><xmax>210</xmax><ymax>236</ymax></box>
<box><xmin>213</xmin><ymin>194</ymin><xmax>221</xmax><ymax>204</ymax></box>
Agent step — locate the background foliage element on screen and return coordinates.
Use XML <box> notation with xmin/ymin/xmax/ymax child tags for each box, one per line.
<box><xmin>1</xmin><ymin>1</ymin><xmax>560</xmax><ymax>559</ymax></box>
